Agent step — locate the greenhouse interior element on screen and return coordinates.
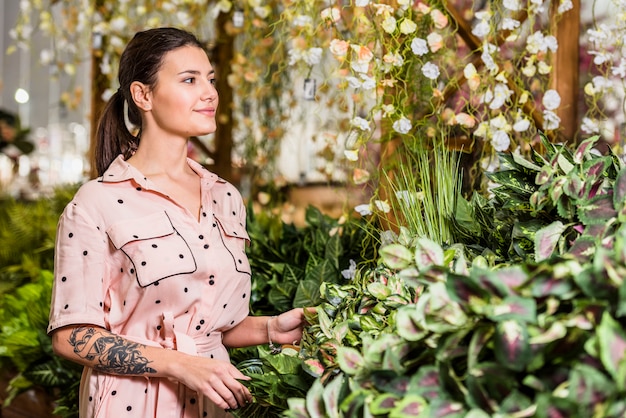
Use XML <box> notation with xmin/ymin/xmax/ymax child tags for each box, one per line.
<box><xmin>3</xmin><ymin>0</ymin><xmax>626</xmax><ymax>417</ymax></box>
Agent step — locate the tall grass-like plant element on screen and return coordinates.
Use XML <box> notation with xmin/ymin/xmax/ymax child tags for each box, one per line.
<box><xmin>385</xmin><ymin>140</ymin><xmax>463</xmax><ymax>246</ymax></box>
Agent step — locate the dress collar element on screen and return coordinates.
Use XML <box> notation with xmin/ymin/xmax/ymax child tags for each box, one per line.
<box><xmin>99</xmin><ymin>155</ymin><xmax>224</xmax><ymax>190</ymax></box>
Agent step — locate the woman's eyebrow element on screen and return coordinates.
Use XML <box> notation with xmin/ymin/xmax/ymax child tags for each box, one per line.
<box><xmin>177</xmin><ymin>69</ymin><xmax>215</xmax><ymax>76</ymax></box>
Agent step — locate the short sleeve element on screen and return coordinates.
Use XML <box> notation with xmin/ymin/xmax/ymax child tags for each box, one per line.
<box><xmin>48</xmin><ymin>200</ymin><xmax>109</xmax><ymax>334</ymax></box>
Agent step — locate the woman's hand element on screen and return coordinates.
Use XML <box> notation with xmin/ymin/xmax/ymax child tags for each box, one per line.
<box><xmin>269</xmin><ymin>308</ymin><xmax>307</xmax><ymax>346</ymax></box>
<box><xmin>172</xmin><ymin>353</ymin><xmax>252</xmax><ymax>410</ymax></box>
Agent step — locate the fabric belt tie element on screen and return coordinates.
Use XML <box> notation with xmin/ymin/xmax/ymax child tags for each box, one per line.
<box><xmin>135</xmin><ymin>311</ymin><xmax>224</xmax><ymax>418</ymax></box>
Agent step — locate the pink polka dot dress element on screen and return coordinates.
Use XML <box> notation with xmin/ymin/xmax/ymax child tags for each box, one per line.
<box><xmin>48</xmin><ymin>155</ymin><xmax>251</xmax><ymax>418</ymax></box>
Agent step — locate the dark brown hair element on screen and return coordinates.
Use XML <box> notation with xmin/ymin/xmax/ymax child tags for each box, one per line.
<box><xmin>94</xmin><ymin>27</ymin><xmax>204</xmax><ymax>176</ymax></box>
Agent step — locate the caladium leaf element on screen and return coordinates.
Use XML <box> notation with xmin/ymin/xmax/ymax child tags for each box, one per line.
<box><xmin>494</xmin><ymin>319</ymin><xmax>532</xmax><ymax>371</ymax></box>
<box><xmin>372</xmin><ymin>371</ymin><xmax>410</xmax><ymax>396</ymax></box>
<box><xmin>303</xmin><ymin>358</ymin><xmax>326</xmax><ymax>378</ymax></box>
<box><xmin>567</xmin><ymin>363</ymin><xmax>614</xmax><ymax>409</ymax></box>
<box><xmin>367</xmin><ymin>282</ymin><xmax>391</xmax><ymax>300</ymax></box>
<box><xmin>534</xmin><ymin>221</ymin><xmax>567</xmax><ymax>261</ymax></box>
<box><xmin>466</xmin><ymin>362</ymin><xmax>516</xmax><ymax>412</ymax></box>
<box><xmin>389</xmin><ymin>394</ymin><xmax>428</xmax><ymax>417</ymax></box>
<box><xmin>428</xmin><ymin>398</ymin><xmax>465</xmax><ymax>417</ymax></box>
<box><xmin>336</xmin><ymin>346</ymin><xmax>364</xmax><ymax>375</ymax></box>
<box><xmin>396</xmin><ymin>306</ymin><xmax>427</xmax><ymax>342</ymax></box>
<box><xmin>322</xmin><ymin>373</ymin><xmax>345</xmax><ymax>417</ymax></box>
<box><xmin>414</xmin><ymin>237</ymin><xmax>444</xmax><ymax>271</ymax></box>
<box><xmin>407</xmin><ymin>366</ymin><xmax>441</xmax><ymax>400</ymax></box>
<box><xmin>573</xmin><ymin>135</ymin><xmax>599</xmax><ymax>163</ymax></box>
<box><xmin>380</xmin><ymin>244</ymin><xmax>413</xmax><ymax>270</ymax></box>
<box><xmin>286</xmin><ymin>398</ymin><xmax>309</xmax><ymax>418</ymax></box>
<box><xmin>445</xmin><ymin>272</ymin><xmax>490</xmax><ymax>307</ymax></box>
<box><xmin>597</xmin><ymin>311</ymin><xmax>626</xmax><ymax>390</ymax></box>
<box><xmin>577</xmin><ymin>194</ymin><xmax>617</xmax><ymax>225</ymax></box>
<box><xmin>486</xmin><ymin>296</ymin><xmax>537</xmax><ymax>323</ymax></box>
<box><xmin>305</xmin><ymin>378</ymin><xmax>326</xmax><ymax>418</ymax></box>
<box><xmin>614</xmin><ymin>167</ymin><xmax>626</xmax><ymax>206</ymax></box>
<box><xmin>369</xmin><ymin>393</ymin><xmax>399</xmax><ymax>414</ymax></box>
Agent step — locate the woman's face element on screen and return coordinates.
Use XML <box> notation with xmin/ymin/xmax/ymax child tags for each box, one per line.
<box><xmin>145</xmin><ymin>45</ymin><xmax>219</xmax><ymax>139</ymax></box>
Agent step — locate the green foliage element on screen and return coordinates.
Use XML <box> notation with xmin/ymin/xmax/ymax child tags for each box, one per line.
<box><xmin>453</xmin><ymin>133</ymin><xmax>625</xmax><ymax>263</ymax></box>
<box><xmin>245</xmin><ymin>204</ymin><xmax>378</xmax><ymax>315</ymax></box>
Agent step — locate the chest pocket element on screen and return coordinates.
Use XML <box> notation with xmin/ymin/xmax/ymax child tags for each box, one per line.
<box><xmin>214</xmin><ymin>214</ymin><xmax>251</xmax><ymax>276</ymax></box>
<box><xmin>107</xmin><ymin>211</ymin><xmax>197</xmax><ymax>287</ymax></box>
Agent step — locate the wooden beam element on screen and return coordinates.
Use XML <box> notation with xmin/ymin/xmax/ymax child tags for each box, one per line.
<box><xmin>551</xmin><ymin>0</ymin><xmax>580</xmax><ymax>143</ymax></box>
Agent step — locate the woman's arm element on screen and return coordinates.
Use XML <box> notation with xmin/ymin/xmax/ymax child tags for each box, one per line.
<box><xmin>222</xmin><ymin>308</ymin><xmax>306</xmax><ymax>348</ymax></box>
<box><xmin>51</xmin><ymin>325</ymin><xmax>252</xmax><ymax>410</ymax></box>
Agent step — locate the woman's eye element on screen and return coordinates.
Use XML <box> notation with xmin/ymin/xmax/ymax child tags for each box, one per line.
<box><xmin>183</xmin><ymin>77</ymin><xmax>195</xmax><ymax>84</ymax></box>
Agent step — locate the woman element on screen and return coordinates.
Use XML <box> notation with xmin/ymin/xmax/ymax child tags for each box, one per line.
<box><xmin>48</xmin><ymin>27</ymin><xmax>306</xmax><ymax>418</ymax></box>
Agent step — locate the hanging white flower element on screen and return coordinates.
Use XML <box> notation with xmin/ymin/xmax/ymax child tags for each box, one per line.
<box><xmin>380</xmin><ymin>105</ymin><xmax>394</xmax><ymax>118</ymax></box>
<box><xmin>252</xmin><ymin>6</ymin><xmax>272</xmax><ymax>19</ymax></box>
<box><xmin>374</xmin><ymin>200</ymin><xmax>391</xmax><ymax>213</ymax></box>
<box><xmin>537</xmin><ymin>61</ymin><xmax>552</xmax><ymax>74</ymax></box>
<box><xmin>472</xmin><ymin>22</ymin><xmax>490</xmax><ymax>39</ymax></box>
<box><xmin>351</xmin><ymin>61</ymin><xmax>369</xmax><ymax>74</ymax></box>
<box><xmin>410</xmin><ymin>37</ymin><xmax>428</xmax><ymax>56</ymax></box>
<box><xmin>522</xmin><ymin>61</ymin><xmax>537</xmax><ymax>77</ymax></box>
<box><xmin>612</xmin><ymin>58</ymin><xmax>626</xmax><ymax>78</ymax></box>
<box><xmin>542</xmin><ymin>89</ymin><xmax>561</xmax><ymax>110</ymax></box>
<box><xmin>351</xmin><ymin>116</ymin><xmax>371</xmax><ymax>131</ymax></box>
<box><xmin>489</xmin><ymin>83</ymin><xmax>513</xmax><ymax>110</ymax></box>
<box><xmin>382</xmin><ymin>16</ymin><xmax>397</xmax><ymax>34</ymax></box>
<box><xmin>421</xmin><ymin>62</ymin><xmax>440</xmax><ymax>80</ymax></box>
<box><xmin>503</xmin><ymin>0</ymin><xmax>522</xmax><ymax>11</ymax></box>
<box><xmin>354</xmin><ymin>204</ymin><xmax>372</xmax><ymax>216</ymax></box>
<box><xmin>501</xmin><ymin>18</ymin><xmax>520</xmax><ymax>31</ymax></box>
<box><xmin>293</xmin><ymin>15</ymin><xmax>313</xmax><ymax>27</ymax></box>
<box><xmin>393</xmin><ymin>116</ymin><xmax>412</xmax><ymax>134</ymax></box>
<box><xmin>464</xmin><ymin>63</ymin><xmax>480</xmax><ymax>90</ymax></box>
<box><xmin>581</xmin><ymin>117</ymin><xmax>601</xmax><ymax>134</ymax></box>
<box><xmin>427</xmin><ymin>32</ymin><xmax>444</xmax><ymax>52</ymax></box>
<box><xmin>491</xmin><ymin>129</ymin><xmax>511</xmax><ymax>152</ymax></box>
<box><xmin>481</xmin><ymin>43</ymin><xmax>499</xmax><ymax>73</ymax></box>
<box><xmin>474</xmin><ymin>121</ymin><xmax>489</xmax><ymax>138</ymax></box>
<box><xmin>513</xmin><ymin>116</ymin><xmax>531</xmax><ymax>132</ymax></box>
<box><xmin>399</xmin><ymin>18</ymin><xmax>417</xmax><ymax>34</ymax></box>
<box><xmin>490</xmin><ymin>114</ymin><xmax>511</xmax><ymax>131</ymax></box>
<box><xmin>303</xmin><ymin>47</ymin><xmax>323</xmax><ymax>66</ymax></box>
<box><xmin>543</xmin><ymin>110</ymin><xmax>561</xmax><ymax>130</ymax></box>
<box><xmin>558</xmin><ymin>0</ymin><xmax>574</xmax><ymax>13</ymax></box>
<box><xmin>320</xmin><ymin>7</ymin><xmax>341</xmax><ymax>23</ymax></box>
<box><xmin>344</xmin><ymin>149</ymin><xmax>359</xmax><ymax>161</ymax></box>
<box><xmin>329</xmin><ymin>39</ymin><xmax>349</xmax><ymax>57</ymax></box>
<box><xmin>341</xmin><ymin>259</ymin><xmax>358</xmax><ymax>279</ymax></box>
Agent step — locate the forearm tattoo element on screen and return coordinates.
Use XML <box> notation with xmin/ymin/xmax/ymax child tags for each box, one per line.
<box><xmin>68</xmin><ymin>326</ymin><xmax>157</xmax><ymax>375</ymax></box>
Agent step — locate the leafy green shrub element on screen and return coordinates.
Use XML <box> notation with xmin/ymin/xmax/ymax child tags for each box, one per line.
<box><xmin>285</xmin><ymin>136</ymin><xmax>626</xmax><ymax>417</ymax></box>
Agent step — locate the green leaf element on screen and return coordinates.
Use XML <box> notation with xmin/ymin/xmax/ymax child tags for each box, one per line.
<box><xmin>389</xmin><ymin>394</ymin><xmax>428</xmax><ymax>417</ymax></box>
<box><xmin>573</xmin><ymin>135</ymin><xmax>600</xmax><ymax>163</ymax></box>
<box><xmin>494</xmin><ymin>320</ymin><xmax>532</xmax><ymax>371</ymax></box>
<box><xmin>534</xmin><ymin>221</ymin><xmax>567</xmax><ymax>261</ymax></box>
<box><xmin>614</xmin><ymin>167</ymin><xmax>626</xmax><ymax>209</ymax></box>
<box><xmin>370</xmin><ymin>393</ymin><xmax>399</xmax><ymax>414</ymax></box>
<box><xmin>486</xmin><ymin>296</ymin><xmax>536</xmax><ymax>323</ymax></box>
<box><xmin>380</xmin><ymin>244</ymin><xmax>413</xmax><ymax>270</ymax></box>
<box><xmin>396</xmin><ymin>306</ymin><xmax>427</xmax><ymax>342</ymax></box>
<box><xmin>597</xmin><ymin>311</ymin><xmax>626</xmax><ymax>389</ymax></box>
<box><xmin>336</xmin><ymin>347</ymin><xmax>364</xmax><ymax>375</ymax></box>
<box><xmin>577</xmin><ymin>194</ymin><xmax>617</xmax><ymax>225</ymax></box>
<box><xmin>305</xmin><ymin>379</ymin><xmax>326</xmax><ymax>418</ymax></box>
<box><xmin>413</xmin><ymin>237</ymin><xmax>444</xmax><ymax>271</ymax></box>
<box><xmin>322</xmin><ymin>373</ymin><xmax>345</xmax><ymax>417</ymax></box>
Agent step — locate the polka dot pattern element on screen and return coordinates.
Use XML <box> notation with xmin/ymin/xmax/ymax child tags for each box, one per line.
<box><xmin>48</xmin><ymin>156</ymin><xmax>251</xmax><ymax>418</ymax></box>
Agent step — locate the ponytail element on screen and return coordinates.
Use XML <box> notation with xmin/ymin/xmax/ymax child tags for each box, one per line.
<box><xmin>94</xmin><ymin>90</ymin><xmax>139</xmax><ymax>176</ymax></box>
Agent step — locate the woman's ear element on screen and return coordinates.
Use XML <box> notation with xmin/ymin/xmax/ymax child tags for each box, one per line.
<box><xmin>130</xmin><ymin>81</ymin><xmax>152</xmax><ymax>111</ymax></box>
